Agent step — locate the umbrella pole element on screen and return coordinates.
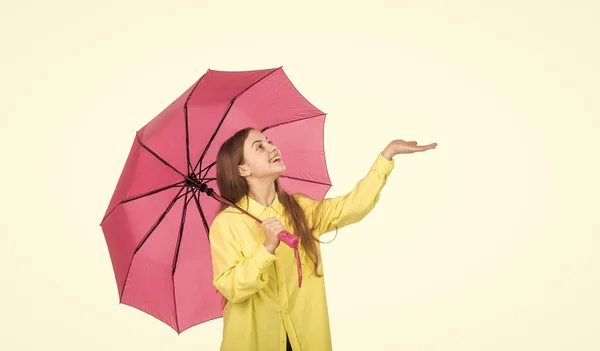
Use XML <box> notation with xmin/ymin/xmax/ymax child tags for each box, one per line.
<box><xmin>210</xmin><ymin>191</ymin><xmax>263</xmax><ymax>224</ymax></box>
<box><xmin>191</xmin><ymin>181</ymin><xmax>263</xmax><ymax>224</ymax></box>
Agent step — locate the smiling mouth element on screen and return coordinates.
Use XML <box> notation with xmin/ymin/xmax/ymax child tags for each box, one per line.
<box><xmin>270</xmin><ymin>155</ymin><xmax>282</xmax><ymax>163</ymax></box>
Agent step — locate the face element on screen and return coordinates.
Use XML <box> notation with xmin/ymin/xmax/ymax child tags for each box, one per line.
<box><xmin>238</xmin><ymin>129</ymin><xmax>286</xmax><ymax>180</ymax></box>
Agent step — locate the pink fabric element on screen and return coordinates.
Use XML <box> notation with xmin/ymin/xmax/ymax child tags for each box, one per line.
<box><xmin>100</xmin><ymin>67</ymin><xmax>331</xmax><ymax>333</ymax></box>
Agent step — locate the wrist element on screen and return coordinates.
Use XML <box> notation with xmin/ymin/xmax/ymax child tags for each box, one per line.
<box><xmin>263</xmin><ymin>242</ymin><xmax>277</xmax><ymax>254</ymax></box>
<box><xmin>381</xmin><ymin>145</ymin><xmax>394</xmax><ymax>160</ymax></box>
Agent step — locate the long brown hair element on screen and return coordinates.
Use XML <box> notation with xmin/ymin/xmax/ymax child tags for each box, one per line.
<box><xmin>215</xmin><ymin>127</ymin><xmax>323</xmax><ymax>279</ymax></box>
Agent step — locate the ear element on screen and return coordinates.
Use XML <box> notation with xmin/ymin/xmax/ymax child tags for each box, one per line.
<box><xmin>238</xmin><ymin>164</ymin><xmax>251</xmax><ymax>177</ymax></box>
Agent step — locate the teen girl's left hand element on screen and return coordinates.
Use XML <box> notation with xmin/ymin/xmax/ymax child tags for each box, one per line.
<box><xmin>382</xmin><ymin>139</ymin><xmax>437</xmax><ymax>159</ymax></box>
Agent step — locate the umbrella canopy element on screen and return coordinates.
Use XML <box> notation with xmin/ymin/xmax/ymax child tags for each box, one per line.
<box><xmin>100</xmin><ymin>67</ymin><xmax>332</xmax><ymax>333</ymax></box>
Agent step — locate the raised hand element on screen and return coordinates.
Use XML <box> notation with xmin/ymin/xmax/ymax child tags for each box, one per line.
<box><xmin>382</xmin><ymin>139</ymin><xmax>437</xmax><ymax>159</ymax></box>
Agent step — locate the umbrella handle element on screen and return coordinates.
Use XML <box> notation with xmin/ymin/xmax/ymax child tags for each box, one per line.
<box><xmin>278</xmin><ymin>230</ymin><xmax>302</xmax><ymax>287</ymax></box>
<box><xmin>278</xmin><ymin>230</ymin><xmax>299</xmax><ymax>248</ymax></box>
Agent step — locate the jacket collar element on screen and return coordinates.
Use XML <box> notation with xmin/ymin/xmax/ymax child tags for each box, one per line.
<box><xmin>235</xmin><ymin>192</ymin><xmax>285</xmax><ymax>218</ymax></box>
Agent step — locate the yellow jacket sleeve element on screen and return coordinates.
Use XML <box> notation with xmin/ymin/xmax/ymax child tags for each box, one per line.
<box><xmin>304</xmin><ymin>152</ymin><xmax>395</xmax><ymax>236</ymax></box>
<box><xmin>209</xmin><ymin>213</ymin><xmax>277</xmax><ymax>303</ymax></box>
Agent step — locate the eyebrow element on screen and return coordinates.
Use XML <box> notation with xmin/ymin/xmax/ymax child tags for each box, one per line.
<box><xmin>252</xmin><ymin>138</ymin><xmax>270</xmax><ymax>147</ymax></box>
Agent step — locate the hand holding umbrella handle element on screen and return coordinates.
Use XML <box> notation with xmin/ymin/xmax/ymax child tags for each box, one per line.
<box><xmin>209</xmin><ymin>190</ymin><xmax>303</xmax><ymax>286</ymax></box>
<box><xmin>278</xmin><ymin>229</ymin><xmax>302</xmax><ymax>287</ymax></box>
<box><xmin>214</xmin><ymin>190</ymin><xmax>300</xmax><ymax>249</ymax></box>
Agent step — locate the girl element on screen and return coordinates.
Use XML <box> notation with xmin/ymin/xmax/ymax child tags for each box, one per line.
<box><xmin>209</xmin><ymin>127</ymin><xmax>436</xmax><ymax>351</ymax></box>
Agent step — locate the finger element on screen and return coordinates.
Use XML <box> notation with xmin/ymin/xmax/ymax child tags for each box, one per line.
<box><xmin>265</xmin><ymin>222</ymin><xmax>278</xmax><ymax>229</ymax></box>
<box><xmin>262</xmin><ymin>222</ymin><xmax>272</xmax><ymax>229</ymax></box>
<box><xmin>266</xmin><ymin>221</ymin><xmax>281</xmax><ymax>229</ymax></box>
<box><xmin>263</xmin><ymin>217</ymin><xmax>277</xmax><ymax>224</ymax></box>
<box><xmin>269</xmin><ymin>223</ymin><xmax>284</xmax><ymax>231</ymax></box>
<box><xmin>417</xmin><ymin>144</ymin><xmax>436</xmax><ymax>151</ymax></box>
<box><xmin>404</xmin><ymin>145</ymin><xmax>430</xmax><ymax>153</ymax></box>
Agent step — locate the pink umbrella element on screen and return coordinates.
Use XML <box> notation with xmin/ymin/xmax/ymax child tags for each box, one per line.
<box><xmin>100</xmin><ymin>67</ymin><xmax>332</xmax><ymax>333</ymax></box>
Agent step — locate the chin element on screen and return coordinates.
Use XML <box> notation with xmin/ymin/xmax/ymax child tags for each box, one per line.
<box><xmin>273</xmin><ymin>164</ymin><xmax>286</xmax><ymax>176</ymax></box>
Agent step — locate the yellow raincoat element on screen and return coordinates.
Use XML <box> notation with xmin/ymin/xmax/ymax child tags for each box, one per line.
<box><xmin>209</xmin><ymin>152</ymin><xmax>395</xmax><ymax>350</ymax></box>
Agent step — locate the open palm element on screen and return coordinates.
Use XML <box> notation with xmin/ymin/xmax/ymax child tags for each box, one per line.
<box><xmin>383</xmin><ymin>139</ymin><xmax>437</xmax><ymax>158</ymax></box>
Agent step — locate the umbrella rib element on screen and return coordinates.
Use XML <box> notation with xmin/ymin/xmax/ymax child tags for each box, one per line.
<box><xmin>195</xmin><ymin>112</ymin><xmax>325</xmax><ymax>179</ymax></box>
<box><xmin>278</xmin><ymin>174</ymin><xmax>332</xmax><ymax>186</ymax></box>
<box><xmin>259</xmin><ymin>112</ymin><xmax>325</xmax><ymax>133</ymax></box>
<box><xmin>192</xmin><ymin>189</ymin><xmax>210</xmax><ymax>237</ymax></box>
<box><xmin>100</xmin><ymin>181</ymin><xmax>186</xmax><ymax>225</ymax></box>
<box><xmin>172</xmin><ymin>191</ymin><xmax>191</xmax><ymax>275</ymax></box>
<box><xmin>120</xmin><ymin>186</ymin><xmax>186</xmax><ymax>302</ymax></box>
<box><xmin>134</xmin><ymin>187</ymin><xmax>187</xmax><ymax>254</ymax></box>
<box><xmin>184</xmin><ymin>74</ymin><xmax>206</xmax><ymax>174</ymax></box>
<box><xmin>193</xmin><ymin>67</ymin><xmax>282</xmax><ymax>175</ymax></box>
<box><xmin>122</xmin><ymin>181</ymin><xmax>186</xmax><ymax>204</ymax></box>
<box><xmin>171</xmin><ymin>190</ymin><xmax>195</xmax><ymax>333</ymax></box>
<box><xmin>137</xmin><ymin>134</ymin><xmax>187</xmax><ymax>179</ymax></box>
<box><xmin>199</xmin><ymin>163</ymin><xmax>215</xmax><ymax>181</ymax></box>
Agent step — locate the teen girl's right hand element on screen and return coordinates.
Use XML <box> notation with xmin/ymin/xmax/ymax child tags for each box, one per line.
<box><xmin>259</xmin><ymin>217</ymin><xmax>283</xmax><ymax>254</ymax></box>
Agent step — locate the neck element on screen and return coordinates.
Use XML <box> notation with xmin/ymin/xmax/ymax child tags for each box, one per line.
<box><xmin>247</xmin><ymin>179</ymin><xmax>277</xmax><ymax>207</ymax></box>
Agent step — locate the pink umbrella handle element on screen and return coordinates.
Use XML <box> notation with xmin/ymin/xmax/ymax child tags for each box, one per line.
<box><xmin>278</xmin><ymin>230</ymin><xmax>302</xmax><ymax>287</ymax></box>
<box><xmin>278</xmin><ymin>230</ymin><xmax>299</xmax><ymax>247</ymax></box>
